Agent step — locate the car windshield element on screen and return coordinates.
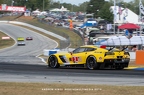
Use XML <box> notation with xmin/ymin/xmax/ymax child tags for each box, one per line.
<box><xmin>73</xmin><ymin>47</ymin><xmax>86</xmax><ymax>53</ymax></box>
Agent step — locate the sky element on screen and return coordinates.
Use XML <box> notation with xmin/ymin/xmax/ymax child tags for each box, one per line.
<box><xmin>55</xmin><ymin>0</ymin><xmax>133</xmax><ymax>6</ymax></box>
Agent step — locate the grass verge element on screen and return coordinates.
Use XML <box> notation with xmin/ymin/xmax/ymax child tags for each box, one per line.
<box><xmin>0</xmin><ymin>31</ymin><xmax>15</xmax><ymax>49</ymax></box>
<box><xmin>0</xmin><ymin>82</ymin><xmax>144</xmax><ymax>95</ymax></box>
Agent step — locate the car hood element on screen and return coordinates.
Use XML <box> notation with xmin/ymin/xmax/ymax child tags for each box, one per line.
<box><xmin>54</xmin><ymin>52</ymin><xmax>71</xmax><ymax>55</ymax></box>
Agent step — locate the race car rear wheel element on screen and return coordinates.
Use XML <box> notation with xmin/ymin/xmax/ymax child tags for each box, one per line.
<box><xmin>115</xmin><ymin>59</ymin><xmax>130</xmax><ymax>70</ymax></box>
<box><xmin>48</xmin><ymin>55</ymin><xmax>60</xmax><ymax>68</ymax></box>
<box><xmin>86</xmin><ymin>56</ymin><xmax>99</xmax><ymax>70</ymax></box>
<box><xmin>115</xmin><ymin>66</ymin><xmax>124</xmax><ymax>70</ymax></box>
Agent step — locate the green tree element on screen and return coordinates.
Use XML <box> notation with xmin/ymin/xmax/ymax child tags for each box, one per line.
<box><xmin>49</xmin><ymin>2</ymin><xmax>59</xmax><ymax>9</ymax></box>
<box><xmin>0</xmin><ymin>0</ymin><xmax>2</xmax><ymax>3</ymax></box>
<box><xmin>1</xmin><ymin>0</ymin><xmax>11</xmax><ymax>6</ymax></box>
<box><xmin>77</xmin><ymin>2</ymin><xmax>89</xmax><ymax>12</ymax></box>
<box><xmin>108</xmin><ymin>0</ymin><xmax>124</xmax><ymax>3</ymax></box>
<box><xmin>61</xmin><ymin>3</ymin><xmax>72</xmax><ymax>11</ymax></box>
<box><xmin>98</xmin><ymin>2</ymin><xmax>113</xmax><ymax>23</ymax></box>
<box><xmin>86</xmin><ymin>0</ymin><xmax>105</xmax><ymax>17</ymax></box>
<box><xmin>132</xmin><ymin>0</ymin><xmax>144</xmax><ymax>14</ymax></box>
<box><xmin>25</xmin><ymin>0</ymin><xmax>50</xmax><ymax>11</ymax></box>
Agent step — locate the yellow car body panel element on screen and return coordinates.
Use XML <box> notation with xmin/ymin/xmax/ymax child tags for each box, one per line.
<box><xmin>47</xmin><ymin>45</ymin><xmax>130</xmax><ymax>69</ymax></box>
<box><xmin>17</xmin><ymin>37</ymin><xmax>24</xmax><ymax>41</ymax></box>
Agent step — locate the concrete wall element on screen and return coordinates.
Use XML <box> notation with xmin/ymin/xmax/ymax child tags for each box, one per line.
<box><xmin>129</xmin><ymin>52</ymin><xmax>136</xmax><ymax>60</ymax></box>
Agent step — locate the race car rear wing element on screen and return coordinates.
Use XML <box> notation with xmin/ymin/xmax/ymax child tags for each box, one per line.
<box><xmin>106</xmin><ymin>45</ymin><xmax>128</xmax><ymax>51</ymax></box>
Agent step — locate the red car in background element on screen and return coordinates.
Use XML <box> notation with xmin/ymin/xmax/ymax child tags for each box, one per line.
<box><xmin>26</xmin><ymin>37</ymin><xmax>33</xmax><ymax>40</ymax></box>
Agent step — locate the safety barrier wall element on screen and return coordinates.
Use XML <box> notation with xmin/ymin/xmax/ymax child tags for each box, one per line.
<box><xmin>129</xmin><ymin>52</ymin><xmax>136</xmax><ymax>60</ymax></box>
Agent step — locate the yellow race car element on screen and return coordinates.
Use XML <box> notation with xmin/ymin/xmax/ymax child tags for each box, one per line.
<box><xmin>17</xmin><ymin>37</ymin><xmax>24</xmax><ymax>41</ymax></box>
<box><xmin>47</xmin><ymin>45</ymin><xmax>130</xmax><ymax>70</ymax></box>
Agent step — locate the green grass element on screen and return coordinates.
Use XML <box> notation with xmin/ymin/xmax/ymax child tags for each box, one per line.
<box><xmin>0</xmin><ymin>82</ymin><xmax>144</xmax><ymax>95</ymax></box>
<box><xmin>0</xmin><ymin>16</ymin><xmax>84</xmax><ymax>48</ymax></box>
<box><xmin>0</xmin><ymin>32</ymin><xmax>15</xmax><ymax>49</ymax></box>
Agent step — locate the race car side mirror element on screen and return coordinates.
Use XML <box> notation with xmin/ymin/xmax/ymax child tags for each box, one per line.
<box><xmin>69</xmin><ymin>52</ymin><xmax>73</xmax><ymax>55</ymax></box>
<box><xmin>100</xmin><ymin>45</ymin><xmax>106</xmax><ymax>49</ymax></box>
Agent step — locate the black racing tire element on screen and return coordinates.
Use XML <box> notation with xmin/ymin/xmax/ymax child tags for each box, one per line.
<box><xmin>125</xmin><ymin>59</ymin><xmax>130</xmax><ymax>66</ymax></box>
<box><xmin>115</xmin><ymin>59</ymin><xmax>130</xmax><ymax>70</ymax></box>
<box><xmin>48</xmin><ymin>55</ymin><xmax>60</xmax><ymax>68</ymax></box>
<box><xmin>115</xmin><ymin>67</ymin><xmax>124</xmax><ymax>70</ymax></box>
<box><xmin>86</xmin><ymin>56</ymin><xmax>99</xmax><ymax>70</ymax></box>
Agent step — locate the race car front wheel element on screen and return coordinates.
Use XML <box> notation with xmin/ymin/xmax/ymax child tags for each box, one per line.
<box><xmin>48</xmin><ymin>55</ymin><xmax>60</xmax><ymax>68</ymax></box>
<box><xmin>86</xmin><ymin>56</ymin><xmax>99</xmax><ymax>70</ymax></box>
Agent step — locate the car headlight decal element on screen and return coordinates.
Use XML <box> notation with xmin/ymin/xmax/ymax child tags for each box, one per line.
<box><xmin>59</xmin><ymin>55</ymin><xmax>69</xmax><ymax>63</ymax></box>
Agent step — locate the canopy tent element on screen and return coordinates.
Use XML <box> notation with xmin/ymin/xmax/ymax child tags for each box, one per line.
<box><xmin>32</xmin><ymin>9</ymin><xmax>41</xmax><ymax>16</ymax></box>
<box><xmin>50</xmin><ymin>8</ymin><xmax>61</xmax><ymax>12</ymax></box>
<box><xmin>118</xmin><ymin>23</ymin><xmax>140</xmax><ymax>29</ymax></box>
<box><xmin>50</xmin><ymin>6</ymin><xmax>69</xmax><ymax>12</ymax></box>
<box><xmin>32</xmin><ymin>10</ymin><xmax>40</xmax><ymax>13</ymax></box>
<box><xmin>100</xmin><ymin>36</ymin><xmax>144</xmax><ymax>46</ymax></box>
<box><xmin>94</xmin><ymin>39</ymin><xmax>107</xmax><ymax>47</ymax></box>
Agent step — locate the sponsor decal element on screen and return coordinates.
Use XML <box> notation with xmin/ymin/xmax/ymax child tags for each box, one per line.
<box><xmin>72</xmin><ymin>56</ymin><xmax>81</xmax><ymax>63</ymax></box>
<box><xmin>99</xmin><ymin>57</ymin><xmax>102</xmax><ymax>60</ymax></box>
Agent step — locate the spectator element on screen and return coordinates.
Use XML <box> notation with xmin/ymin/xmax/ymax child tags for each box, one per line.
<box><xmin>124</xmin><ymin>29</ymin><xmax>129</xmax><ymax>37</ymax></box>
<box><xmin>132</xmin><ymin>45</ymin><xmax>137</xmax><ymax>52</ymax></box>
<box><xmin>137</xmin><ymin>32</ymin><xmax>140</xmax><ymax>36</ymax></box>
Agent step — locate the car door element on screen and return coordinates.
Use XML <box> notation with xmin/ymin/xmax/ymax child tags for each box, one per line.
<box><xmin>72</xmin><ymin>47</ymin><xmax>87</xmax><ymax>64</ymax></box>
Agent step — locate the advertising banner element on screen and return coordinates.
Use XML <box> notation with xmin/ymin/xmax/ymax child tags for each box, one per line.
<box><xmin>0</xmin><ymin>6</ymin><xmax>26</xmax><ymax>12</ymax></box>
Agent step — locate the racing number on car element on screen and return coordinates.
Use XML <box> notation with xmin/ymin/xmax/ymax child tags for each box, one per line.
<box><xmin>72</xmin><ymin>57</ymin><xmax>81</xmax><ymax>63</ymax></box>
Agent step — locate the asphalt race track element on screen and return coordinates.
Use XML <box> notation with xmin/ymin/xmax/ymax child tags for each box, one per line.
<box><xmin>1</xmin><ymin>62</ymin><xmax>144</xmax><ymax>86</ymax></box>
<box><xmin>0</xmin><ymin>23</ymin><xmax>144</xmax><ymax>86</ymax></box>
<box><xmin>0</xmin><ymin>23</ymin><xmax>57</xmax><ymax>56</ymax></box>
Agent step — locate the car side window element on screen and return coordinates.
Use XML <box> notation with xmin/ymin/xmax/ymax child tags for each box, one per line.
<box><xmin>73</xmin><ymin>48</ymin><xmax>80</xmax><ymax>53</ymax></box>
<box><xmin>73</xmin><ymin>47</ymin><xmax>85</xmax><ymax>53</ymax></box>
<box><xmin>85</xmin><ymin>48</ymin><xmax>96</xmax><ymax>52</ymax></box>
<box><xmin>78</xmin><ymin>48</ymin><xmax>86</xmax><ymax>52</ymax></box>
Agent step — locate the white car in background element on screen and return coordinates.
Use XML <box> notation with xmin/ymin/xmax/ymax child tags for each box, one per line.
<box><xmin>17</xmin><ymin>41</ymin><xmax>25</xmax><ymax>46</ymax></box>
<box><xmin>93</xmin><ymin>36</ymin><xmax>111</xmax><ymax>43</ymax></box>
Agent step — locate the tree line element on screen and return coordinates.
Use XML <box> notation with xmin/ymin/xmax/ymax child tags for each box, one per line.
<box><xmin>0</xmin><ymin>0</ymin><xmax>143</xmax><ymax>23</ymax></box>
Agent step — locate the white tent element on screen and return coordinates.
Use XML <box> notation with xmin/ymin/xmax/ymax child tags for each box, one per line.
<box><xmin>50</xmin><ymin>6</ymin><xmax>69</xmax><ymax>12</ymax></box>
<box><xmin>32</xmin><ymin>9</ymin><xmax>41</xmax><ymax>16</ymax></box>
<box><xmin>32</xmin><ymin>10</ymin><xmax>40</xmax><ymax>14</ymax></box>
<box><xmin>100</xmin><ymin>36</ymin><xmax>144</xmax><ymax>46</ymax></box>
<box><xmin>50</xmin><ymin>8</ymin><xmax>61</xmax><ymax>12</ymax></box>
